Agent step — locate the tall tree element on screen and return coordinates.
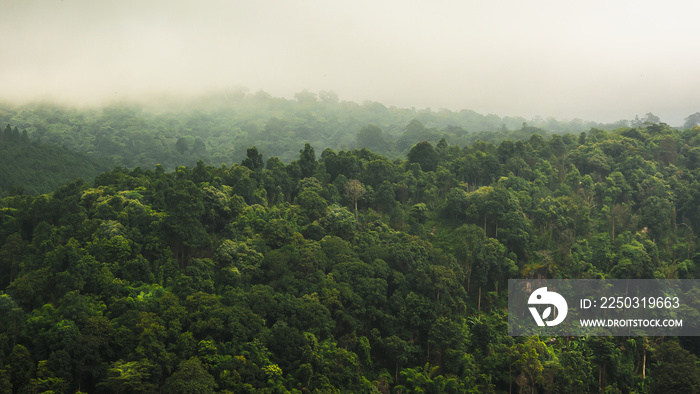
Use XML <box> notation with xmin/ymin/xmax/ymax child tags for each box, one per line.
<box><xmin>298</xmin><ymin>143</ymin><xmax>317</xmax><ymax>178</ymax></box>
<box><xmin>345</xmin><ymin>179</ymin><xmax>366</xmax><ymax>219</ymax></box>
<box><xmin>684</xmin><ymin>112</ymin><xmax>700</xmax><ymax>129</ymax></box>
<box><xmin>241</xmin><ymin>146</ymin><xmax>264</xmax><ymax>171</ymax></box>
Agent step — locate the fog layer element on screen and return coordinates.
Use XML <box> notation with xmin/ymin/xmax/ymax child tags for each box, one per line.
<box><xmin>1</xmin><ymin>0</ymin><xmax>699</xmax><ymax>125</ymax></box>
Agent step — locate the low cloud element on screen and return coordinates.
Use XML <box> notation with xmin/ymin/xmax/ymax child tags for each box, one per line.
<box><xmin>1</xmin><ymin>0</ymin><xmax>699</xmax><ymax>125</ymax></box>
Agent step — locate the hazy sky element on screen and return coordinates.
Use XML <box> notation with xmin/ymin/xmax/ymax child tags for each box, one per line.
<box><xmin>1</xmin><ymin>0</ymin><xmax>699</xmax><ymax>125</ymax></box>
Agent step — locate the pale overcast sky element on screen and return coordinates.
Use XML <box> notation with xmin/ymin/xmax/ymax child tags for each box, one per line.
<box><xmin>1</xmin><ymin>0</ymin><xmax>699</xmax><ymax>125</ymax></box>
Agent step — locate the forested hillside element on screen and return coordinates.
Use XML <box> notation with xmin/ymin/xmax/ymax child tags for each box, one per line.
<box><xmin>1</xmin><ymin>121</ymin><xmax>700</xmax><ymax>393</ymax></box>
<box><xmin>0</xmin><ymin>124</ymin><xmax>110</xmax><ymax>196</ymax></box>
<box><xmin>0</xmin><ymin>91</ymin><xmax>637</xmax><ymax>176</ymax></box>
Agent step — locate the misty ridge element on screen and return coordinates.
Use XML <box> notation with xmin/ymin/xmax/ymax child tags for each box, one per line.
<box><xmin>2</xmin><ymin>88</ymin><xmax>693</xmax><ymax>175</ymax></box>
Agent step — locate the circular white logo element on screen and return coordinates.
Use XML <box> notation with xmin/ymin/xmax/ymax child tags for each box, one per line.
<box><xmin>528</xmin><ymin>287</ymin><xmax>568</xmax><ymax>326</ymax></box>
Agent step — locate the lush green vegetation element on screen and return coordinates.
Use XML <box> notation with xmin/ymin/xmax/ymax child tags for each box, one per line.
<box><xmin>0</xmin><ymin>91</ymin><xmax>639</xmax><ymax>175</ymax></box>
<box><xmin>2</xmin><ymin>116</ymin><xmax>700</xmax><ymax>393</ymax></box>
<box><xmin>0</xmin><ymin>124</ymin><xmax>110</xmax><ymax>196</ymax></box>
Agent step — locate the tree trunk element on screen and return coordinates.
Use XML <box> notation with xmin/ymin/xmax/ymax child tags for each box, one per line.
<box><xmin>611</xmin><ymin>217</ymin><xmax>615</xmax><ymax>242</ymax></box>
<box><xmin>509</xmin><ymin>360</ymin><xmax>512</xmax><ymax>394</ymax></box>
<box><xmin>642</xmin><ymin>340</ymin><xmax>647</xmax><ymax>379</ymax></box>
<box><xmin>478</xmin><ymin>287</ymin><xmax>482</xmax><ymax>312</ymax></box>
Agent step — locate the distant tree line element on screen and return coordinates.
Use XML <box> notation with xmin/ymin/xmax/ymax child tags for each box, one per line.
<box><xmin>3</xmin><ymin>92</ymin><xmax>693</xmax><ymax>175</ymax></box>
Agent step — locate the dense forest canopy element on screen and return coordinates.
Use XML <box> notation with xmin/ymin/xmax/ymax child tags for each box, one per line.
<box><xmin>2</xmin><ymin>106</ymin><xmax>700</xmax><ymax>392</ymax></box>
<box><xmin>2</xmin><ymin>90</ymin><xmax>695</xmax><ymax>198</ymax></box>
<box><xmin>2</xmin><ymin>91</ymin><xmax>683</xmax><ymax>191</ymax></box>
<box><xmin>0</xmin><ymin>124</ymin><xmax>110</xmax><ymax>196</ymax></box>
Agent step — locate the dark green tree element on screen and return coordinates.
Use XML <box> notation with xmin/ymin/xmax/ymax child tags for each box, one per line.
<box><xmin>175</xmin><ymin>137</ymin><xmax>189</xmax><ymax>154</ymax></box>
<box><xmin>407</xmin><ymin>141</ymin><xmax>439</xmax><ymax>172</ymax></box>
<box><xmin>163</xmin><ymin>357</ymin><xmax>217</xmax><ymax>394</ymax></box>
<box><xmin>298</xmin><ymin>143</ymin><xmax>317</xmax><ymax>178</ymax></box>
<box><xmin>357</xmin><ymin>124</ymin><xmax>387</xmax><ymax>151</ymax></box>
<box><xmin>241</xmin><ymin>146</ymin><xmax>264</xmax><ymax>171</ymax></box>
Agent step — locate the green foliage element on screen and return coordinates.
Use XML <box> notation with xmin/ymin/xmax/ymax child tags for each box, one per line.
<box><xmin>164</xmin><ymin>357</ymin><xmax>217</xmax><ymax>394</ymax></box>
<box><xmin>357</xmin><ymin>124</ymin><xmax>388</xmax><ymax>152</ymax></box>
<box><xmin>1</xmin><ymin>119</ymin><xmax>700</xmax><ymax>393</ymax></box>
<box><xmin>241</xmin><ymin>146</ymin><xmax>264</xmax><ymax>172</ymax></box>
<box><xmin>649</xmin><ymin>341</ymin><xmax>700</xmax><ymax>393</ymax></box>
<box><xmin>407</xmin><ymin>141</ymin><xmax>439</xmax><ymax>172</ymax></box>
<box><xmin>100</xmin><ymin>359</ymin><xmax>155</xmax><ymax>393</ymax></box>
<box><xmin>0</xmin><ymin>132</ymin><xmax>108</xmax><ymax>196</ymax></box>
<box><xmin>0</xmin><ymin>94</ymin><xmax>645</xmax><ymax>196</ymax></box>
